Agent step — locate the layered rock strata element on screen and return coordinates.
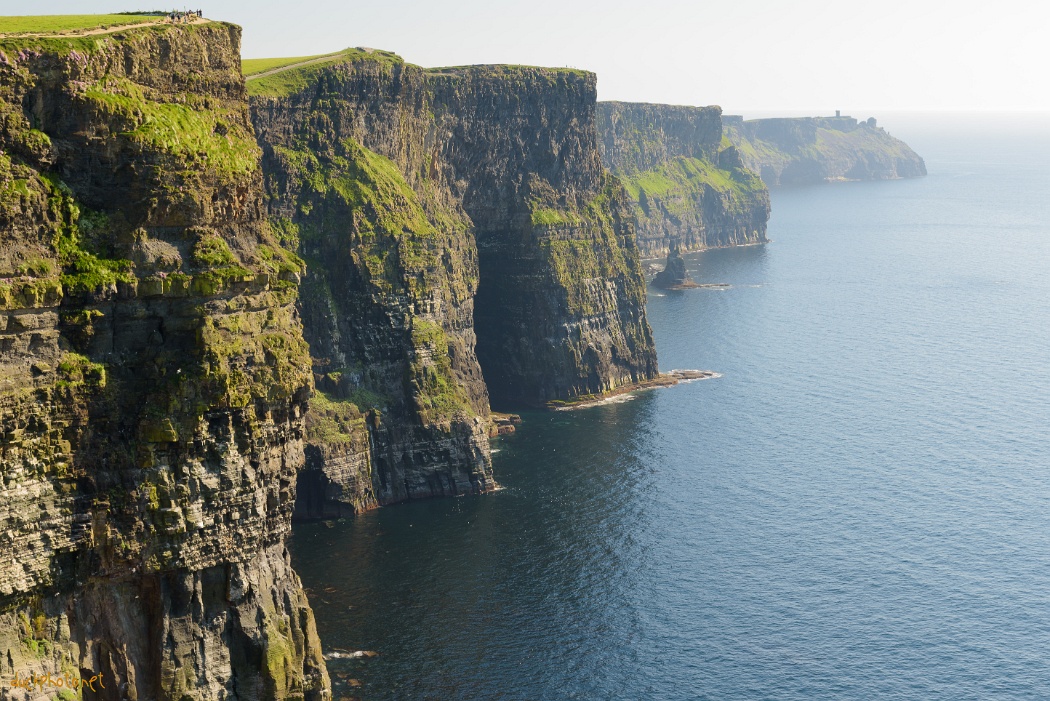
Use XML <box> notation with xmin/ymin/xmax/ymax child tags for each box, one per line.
<box><xmin>722</xmin><ymin>114</ymin><xmax>927</xmax><ymax>186</ymax></box>
<box><xmin>249</xmin><ymin>51</ymin><xmax>494</xmax><ymax>515</ymax></box>
<box><xmin>249</xmin><ymin>54</ymin><xmax>657</xmax><ymax>516</ymax></box>
<box><xmin>0</xmin><ymin>23</ymin><xmax>327</xmax><ymax>698</ymax></box>
<box><xmin>597</xmin><ymin>101</ymin><xmax>770</xmax><ymax>257</ymax></box>
<box><xmin>427</xmin><ymin>67</ymin><xmax>658</xmax><ymax>407</ymax></box>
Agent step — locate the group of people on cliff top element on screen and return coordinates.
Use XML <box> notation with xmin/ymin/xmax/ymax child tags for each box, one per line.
<box><xmin>168</xmin><ymin>10</ymin><xmax>202</xmax><ymax>23</ymax></box>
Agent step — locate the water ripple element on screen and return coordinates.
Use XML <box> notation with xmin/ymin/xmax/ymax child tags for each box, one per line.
<box><xmin>290</xmin><ymin>116</ymin><xmax>1050</xmax><ymax>700</ymax></box>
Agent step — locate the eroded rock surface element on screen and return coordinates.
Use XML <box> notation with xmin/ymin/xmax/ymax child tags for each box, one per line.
<box><xmin>652</xmin><ymin>243</ymin><xmax>696</xmax><ymax>290</ymax></box>
<box><xmin>250</xmin><ymin>55</ymin><xmax>657</xmax><ymax>517</ymax></box>
<box><xmin>0</xmin><ymin>23</ymin><xmax>327</xmax><ymax>699</ymax></box>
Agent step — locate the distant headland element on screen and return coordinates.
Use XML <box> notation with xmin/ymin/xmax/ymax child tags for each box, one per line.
<box><xmin>722</xmin><ymin>111</ymin><xmax>927</xmax><ymax>186</ymax></box>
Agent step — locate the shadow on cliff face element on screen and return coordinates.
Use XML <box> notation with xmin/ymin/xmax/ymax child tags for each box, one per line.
<box><xmin>425</xmin><ymin>69</ymin><xmax>659</xmax><ymax>409</ymax></box>
<box><xmin>249</xmin><ymin>58</ymin><xmax>658</xmax><ymax>521</ymax></box>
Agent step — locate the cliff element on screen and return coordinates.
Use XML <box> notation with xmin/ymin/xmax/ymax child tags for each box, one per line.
<box><xmin>597</xmin><ymin>101</ymin><xmax>770</xmax><ymax>257</ymax></box>
<box><xmin>0</xmin><ymin>22</ymin><xmax>327</xmax><ymax>699</ymax></box>
<box><xmin>1</xmin><ymin>20</ymin><xmax>664</xmax><ymax>692</ymax></box>
<box><xmin>248</xmin><ymin>53</ymin><xmax>657</xmax><ymax>517</ymax></box>
<box><xmin>722</xmin><ymin>114</ymin><xmax>927</xmax><ymax>186</ymax></box>
<box><xmin>249</xmin><ymin>50</ymin><xmax>495</xmax><ymax>515</ymax></box>
<box><xmin>426</xmin><ymin>68</ymin><xmax>657</xmax><ymax>406</ymax></box>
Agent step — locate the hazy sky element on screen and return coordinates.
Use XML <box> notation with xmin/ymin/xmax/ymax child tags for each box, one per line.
<box><xmin>5</xmin><ymin>0</ymin><xmax>1048</xmax><ymax>113</ymax></box>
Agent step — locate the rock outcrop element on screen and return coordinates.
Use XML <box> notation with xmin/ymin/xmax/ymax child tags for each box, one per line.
<box><xmin>597</xmin><ymin>101</ymin><xmax>770</xmax><ymax>257</ymax></box>
<box><xmin>722</xmin><ymin>114</ymin><xmax>927</xmax><ymax>186</ymax></box>
<box><xmin>652</xmin><ymin>243</ymin><xmax>696</xmax><ymax>290</ymax></box>
<box><xmin>0</xmin><ymin>23</ymin><xmax>327</xmax><ymax>699</ymax></box>
<box><xmin>248</xmin><ymin>53</ymin><xmax>657</xmax><ymax>516</ymax></box>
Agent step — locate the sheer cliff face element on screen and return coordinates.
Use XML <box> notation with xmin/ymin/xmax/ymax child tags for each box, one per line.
<box><xmin>249</xmin><ymin>56</ymin><xmax>656</xmax><ymax>514</ymax></box>
<box><xmin>427</xmin><ymin>68</ymin><xmax>657</xmax><ymax>407</ymax></box>
<box><xmin>0</xmin><ymin>24</ymin><xmax>327</xmax><ymax>699</ymax></box>
<box><xmin>722</xmin><ymin>115</ymin><xmax>928</xmax><ymax>186</ymax></box>
<box><xmin>597</xmin><ymin>102</ymin><xmax>770</xmax><ymax>257</ymax></box>
<box><xmin>250</xmin><ymin>55</ymin><xmax>495</xmax><ymax>513</ymax></box>
<box><xmin>599</xmin><ymin>101</ymin><xmax>723</xmax><ymax>173</ymax></box>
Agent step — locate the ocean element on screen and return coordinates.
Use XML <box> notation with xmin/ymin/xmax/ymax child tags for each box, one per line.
<box><xmin>289</xmin><ymin>113</ymin><xmax>1050</xmax><ymax>700</ymax></box>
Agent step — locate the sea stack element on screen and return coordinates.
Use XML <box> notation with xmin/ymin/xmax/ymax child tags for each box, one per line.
<box><xmin>653</xmin><ymin>242</ymin><xmax>698</xmax><ymax>289</ymax></box>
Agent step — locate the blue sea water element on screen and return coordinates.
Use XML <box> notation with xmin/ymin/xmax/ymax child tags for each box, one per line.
<box><xmin>289</xmin><ymin>113</ymin><xmax>1050</xmax><ymax>700</ymax></box>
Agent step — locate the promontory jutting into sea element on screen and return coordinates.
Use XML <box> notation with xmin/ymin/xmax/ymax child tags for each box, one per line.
<box><xmin>9</xmin><ymin>10</ymin><xmax>1049</xmax><ymax>701</ymax></box>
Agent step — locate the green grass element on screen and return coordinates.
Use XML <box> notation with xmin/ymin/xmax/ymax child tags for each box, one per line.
<box><xmin>191</xmin><ymin>234</ymin><xmax>237</xmax><ymax>267</ymax></box>
<box><xmin>620</xmin><ymin>154</ymin><xmax>764</xmax><ymax>207</ymax></box>
<box><xmin>306</xmin><ymin>390</ymin><xmax>367</xmax><ymax>445</ymax></box>
<box><xmin>531</xmin><ymin>207</ymin><xmax>581</xmax><ymax>227</ymax></box>
<box><xmin>409</xmin><ymin>319</ymin><xmax>473</xmax><ymax>423</ymax></box>
<box><xmin>83</xmin><ymin>77</ymin><xmax>259</xmax><ymax>180</ymax></box>
<box><xmin>56</xmin><ymin>351</ymin><xmax>107</xmax><ymax>388</ymax></box>
<box><xmin>45</xmin><ymin>177</ymin><xmax>136</xmax><ymax>294</ymax></box>
<box><xmin>0</xmin><ymin>14</ymin><xmax>154</xmax><ymax>35</ymax></box>
<box><xmin>241</xmin><ymin>51</ymin><xmax>346</xmax><ymax>76</ymax></box>
<box><xmin>245</xmin><ymin>48</ymin><xmax>403</xmax><ymax>97</ymax></box>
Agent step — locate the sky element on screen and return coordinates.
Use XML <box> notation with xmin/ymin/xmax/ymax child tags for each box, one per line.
<box><xmin>4</xmin><ymin>0</ymin><xmax>1049</xmax><ymax>114</ymax></box>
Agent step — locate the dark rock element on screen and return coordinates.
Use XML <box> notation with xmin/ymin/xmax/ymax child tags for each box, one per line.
<box><xmin>249</xmin><ymin>55</ymin><xmax>659</xmax><ymax>518</ymax></box>
<box><xmin>0</xmin><ymin>22</ymin><xmax>328</xmax><ymax>698</ymax></box>
<box><xmin>652</xmin><ymin>243</ymin><xmax>697</xmax><ymax>289</ymax></box>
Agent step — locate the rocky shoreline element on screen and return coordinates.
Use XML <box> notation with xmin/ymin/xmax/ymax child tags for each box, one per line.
<box><xmin>548</xmin><ymin>369</ymin><xmax>720</xmax><ymax>410</ymax></box>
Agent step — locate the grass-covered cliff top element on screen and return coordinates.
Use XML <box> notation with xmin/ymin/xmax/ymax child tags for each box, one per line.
<box><xmin>0</xmin><ymin>14</ymin><xmax>156</xmax><ymax>35</ymax></box>
<box><xmin>0</xmin><ymin>15</ymin><xmax>226</xmax><ymax>56</ymax></box>
<box><xmin>426</xmin><ymin>64</ymin><xmax>592</xmax><ymax>79</ymax></box>
<box><xmin>244</xmin><ymin>47</ymin><xmax>404</xmax><ymax>97</ymax></box>
<box><xmin>242</xmin><ymin>51</ymin><xmax>348</xmax><ymax>76</ymax></box>
<box><xmin>243</xmin><ymin>46</ymin><xmax>592</xmax><ymax>99</ymax></box>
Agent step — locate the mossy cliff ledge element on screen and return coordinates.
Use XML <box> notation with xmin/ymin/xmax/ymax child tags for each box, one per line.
<box><xmin>250</xmin><ymin>52</ymin><xmax>495</xmax><ymax>515</ymax></box>
<box><xmin>722</xmin><ymin>113</ymin><xmax>927</xmax><ymax>186</ymax></box>
<box><xmin>0</xmin><ymin>22</ymin><xmax>327</xmax><ymax>698</ymax></box>
<box><xmin>249</xmin><ymin>55</ymin><xmax>657</xmax><ymax>515</ymax></box>
<box><xmin>597</xmin><ymin>101</ymin><xmax>770</xmax><ymax>257</ymax></box>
